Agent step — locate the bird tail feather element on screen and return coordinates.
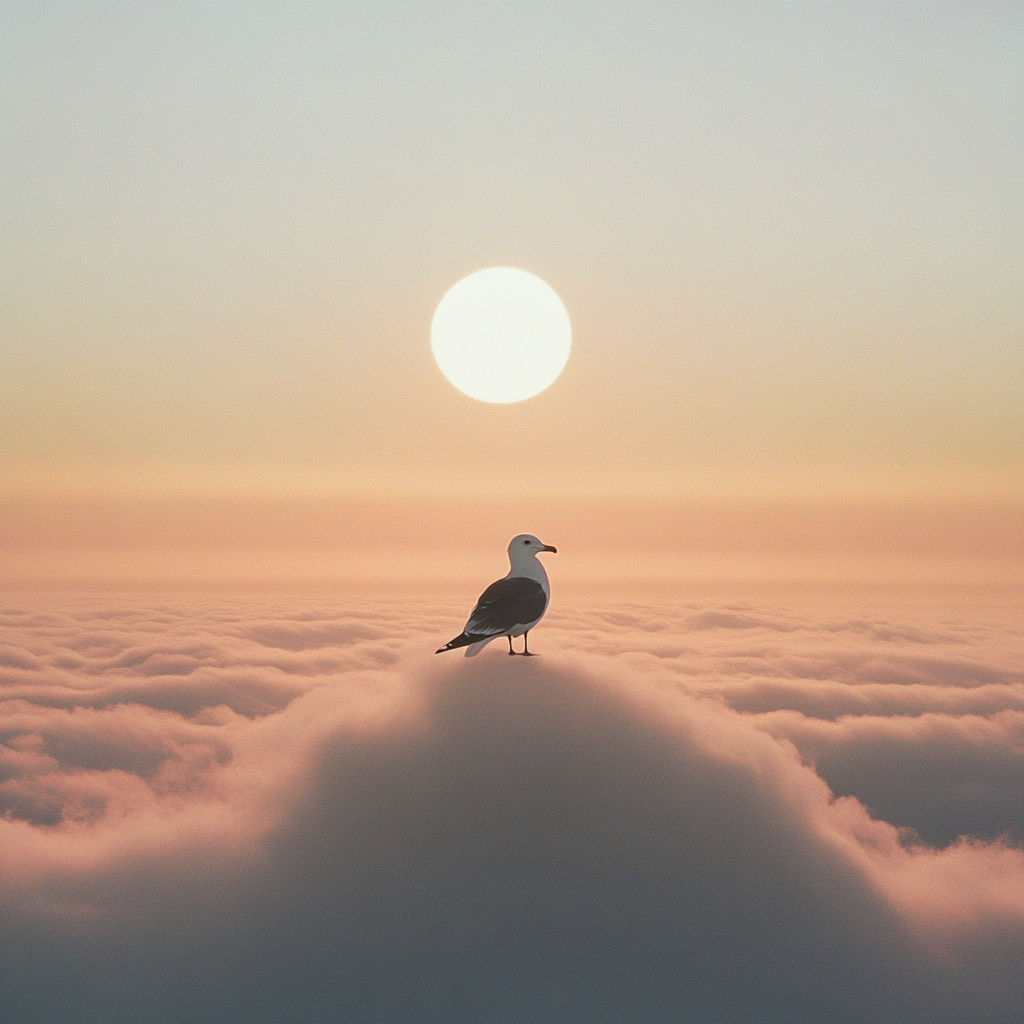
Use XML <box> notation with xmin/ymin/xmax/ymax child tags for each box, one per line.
<box><xmin>435</xmin><ymin>633</ymin><xmax>497</xmax><ymax>656</ymax></box>
<box><xmin>436</xmin><ymin>632</ymin><xmax>489</xmax><ymax>655</ymax></box>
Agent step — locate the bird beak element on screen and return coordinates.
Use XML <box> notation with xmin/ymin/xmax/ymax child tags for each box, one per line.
<box><xmin>541</xmin><ymin>544</ymin><xmax>557</xmax><ymax>553</ymax></box>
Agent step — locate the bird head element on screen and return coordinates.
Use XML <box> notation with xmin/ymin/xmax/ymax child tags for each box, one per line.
<box><xmin>508</xmin><ymin>534</ymin><xmax>557</xmax><ymax>562</ymax></box>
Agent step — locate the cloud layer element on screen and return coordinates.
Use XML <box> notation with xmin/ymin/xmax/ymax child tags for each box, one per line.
<box><xmin>1</xmin><ymin>587</ymin><xmax>1022</xmax><ymax>1022</ymax></box>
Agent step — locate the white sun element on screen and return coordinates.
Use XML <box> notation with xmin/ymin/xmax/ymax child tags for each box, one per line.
<box><xmin>431</xmin><ymin>267</ymin><xmax>571</xmax><ymax>403</ymax></box>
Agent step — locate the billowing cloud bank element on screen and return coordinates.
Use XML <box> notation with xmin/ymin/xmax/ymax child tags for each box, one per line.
<box><xmin>1</xmin><ymin>589</ymin><xmax>1022</xmax><ymax>1023</ymax></box>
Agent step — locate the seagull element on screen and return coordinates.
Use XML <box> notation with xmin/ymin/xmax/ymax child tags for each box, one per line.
<box><xmin>436</xmin><ymin>534</ymin><xmax>557</xmax><ymax>657</ymax></box>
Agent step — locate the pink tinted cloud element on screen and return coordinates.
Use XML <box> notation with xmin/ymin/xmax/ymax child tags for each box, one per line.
<box><xmin>0</xmin><ymin>588</ymin><xmax>1021</xmax><ymax>1021</ymax></box>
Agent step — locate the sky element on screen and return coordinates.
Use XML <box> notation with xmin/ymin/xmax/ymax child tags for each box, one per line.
<box><xmin>2</xmin><ymin>2</ymin><xmax>1021</xmax><ymax>503</ymax></box>
<box><xmin>1</xmin><ymin>4</ymin><xmax>1023</xmax><ymax>1021</ymax></box>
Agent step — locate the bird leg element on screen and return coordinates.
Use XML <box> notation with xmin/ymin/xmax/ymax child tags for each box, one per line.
<box><xmin>506</xmin><ymin>633</ymin><xmax>536</xmax><ymax>656</ymax></box>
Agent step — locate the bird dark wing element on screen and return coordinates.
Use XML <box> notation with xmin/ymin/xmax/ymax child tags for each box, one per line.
<box><xmin>465</xmin><ymin>576</ymin><xmax>547</xmax><ymax>636</ymax></box>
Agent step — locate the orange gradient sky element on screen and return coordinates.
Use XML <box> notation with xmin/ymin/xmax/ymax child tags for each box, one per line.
<box><xmin>1</xmin><ymin>4</ymin><xmax>1022</xmax><ymax>582</ymax></box>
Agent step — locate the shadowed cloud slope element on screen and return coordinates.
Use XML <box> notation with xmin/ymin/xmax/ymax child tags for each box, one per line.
<box><xmin>1</xmin><ymin>589</ymin><xmax>1022</xmax><ymax>1022</ymax></box>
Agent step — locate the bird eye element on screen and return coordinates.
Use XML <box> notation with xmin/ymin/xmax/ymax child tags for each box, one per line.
<box><xmin>523</xmin><ymin>539</ymin><xmax>530</xmax><ymax>544</ymax></box>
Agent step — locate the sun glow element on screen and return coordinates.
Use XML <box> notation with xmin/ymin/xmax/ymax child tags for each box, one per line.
<box><xmin>431</xmin><ymin>267</ymin><xmax>571</xmax><ymax>403</ymax></box>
